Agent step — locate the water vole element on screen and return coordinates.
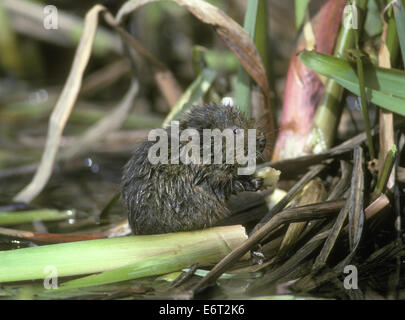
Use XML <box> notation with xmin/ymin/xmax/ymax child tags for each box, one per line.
<box><xmin>121</xmin><ymin>103</ymin><xmax>266</xmax><ymax>234</ymax></box>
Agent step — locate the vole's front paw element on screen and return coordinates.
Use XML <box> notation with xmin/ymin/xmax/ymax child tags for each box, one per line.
<box><xmin>232</xmin><ymin>177</ymin><xmax>263</xmax><ymax>193</ymax></box>
<box><xmin>238</xmin><ymin>177</ymin><xmax>263</xmax><ymax>192</ymax></box>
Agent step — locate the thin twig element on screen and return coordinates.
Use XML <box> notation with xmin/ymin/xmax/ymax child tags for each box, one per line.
<box><xmin>102</xmin><ymin>11</ymin><xmax>182</xmax><ymax>108</ymax></box>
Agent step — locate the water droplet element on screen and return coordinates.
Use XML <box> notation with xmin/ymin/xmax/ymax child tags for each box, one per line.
<box><xmin>84</xmin><ymin>158</ymin><xmax>93</xmax><ymax>167</ymax></box>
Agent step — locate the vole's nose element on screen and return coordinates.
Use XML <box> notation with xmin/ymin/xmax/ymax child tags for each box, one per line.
<box><xmin>258</xmin><ymin>137</ymin><xmax>266</xmax><ymax>152</ymax></box>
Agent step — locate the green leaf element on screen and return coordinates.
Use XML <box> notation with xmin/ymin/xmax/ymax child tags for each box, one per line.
<box><xmin>353</xmin><ymin>12</ymin><xmax>375</xmax><ymax>158</ymax></box>
<box><xmin>375</xmin><ymin>144</ymin><xmax>397</xmax><ymax>195</ymax></box>
<box><xmin>0</xmin><ymin>209</ymin><xmax>75</xmax><ymax>226</ymax></box>
<box><xmin>298</xmin><ymin>51</ymin><xmax>405</xmax><ymax>116</ymax></box>
<box><xmin>364</xmin><ymin>0</ymin><xmax>383</xmax><ymax>37</ymax></box>
<box><xmin>0</xmin><ymin>225</ymin><xmax>246</xmax><ymax>284</ymax></box>
<box><xmin>192</xmin><ymin>46</ymin><xmax>239</xmax><ymax>73</ymax></box>
<box><xmin>234</xmin><ymin>0</ymin><xmax>259</xmax><ymax>115</ymax></box>
<box><xmin>393</xmin><ymin>0</ymin><xmax>405</xmax><ymax>64</ymax></box>
<box><xmin>295</xmin><ymin>0</ymin><xmax>310</xmax><ymax>30</ymax></box>
<box><xmin>48</xmin><ymin>252</ymin><xmax>183</xmax><ymax>292</ymax></box>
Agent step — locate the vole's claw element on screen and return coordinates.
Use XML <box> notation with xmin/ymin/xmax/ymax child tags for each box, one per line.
<box><xmin>251</xmin><ymin>177</ymin><xmax>263</xmax><ymax>190</ymax></box>
<box><xmin>232</xmin><ymin>180</ymin><xmax>245</xmax><ymax>193</ymax></box>
<box><xmin>234</xmin><ymin>177</ymin><xmax>263</xmax><ymax>192</ymax></box>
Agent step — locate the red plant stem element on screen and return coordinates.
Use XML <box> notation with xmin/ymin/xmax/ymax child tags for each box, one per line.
<box><xmin>272</xmin><ymin>0</ymin><xmax>346</xmax><ymax>161</ymax></box>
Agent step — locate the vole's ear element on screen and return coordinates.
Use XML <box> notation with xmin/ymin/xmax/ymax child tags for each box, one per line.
<box><xmin>178</xmin><ymin>105</ymin><xmax>207</xmax><ymax>131</ymax></box>
<box><xmin>176</xmin><ymin>107</ymin><xmax>193</xmax><ymax>130</ymax></box>
<box><xmin>179</xmin><ymin>117</ymin><xmax>188</xmax><ymax>130</ymax></box>
<box><xmin>179</xmin><ymin>109</ymin><xmax>201</xmax><ymax>130</ymax></box>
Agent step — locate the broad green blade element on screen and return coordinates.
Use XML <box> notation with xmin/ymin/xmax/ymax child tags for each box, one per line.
<box><xmin>299</xmin><ymin>51</ymin><xmax>405</xmax><ymax>116</ymax></box>
<box><xmin>45</xmin><ymin>252</ymin><xmax>188</xmax><ymax>292</ymax></box>
<box><xmin>192</xmin><ymin>46</ymin><xmax>239</xmax><ymax>74</ymax></box>
<box><xmin>0</xmin><ymin>225</ymin><xmax>246</xmax><ymax>284</ymax></box>
<box><xmin>234</xmin><ymin>0</ymin><xmax>259</xmax><ymax>115</ymax></box>
<box><xmin>337</xmin><ymin>77</ymin><xmax>405</xmax><ymax>112</ymax></box>
<box><xmin>295</xmin><ymin>0</ymin><xmax>310</xmax><ymax>30</ymax></box>
<box><xmin>393</xmin><ymin>0</ymin><xmax>405</xmax><ymax>64</ymax></box>
<box><xmin>364</xmin><ymin>0</ymin><xmax>383</xmax><ymax>37</ymax></box>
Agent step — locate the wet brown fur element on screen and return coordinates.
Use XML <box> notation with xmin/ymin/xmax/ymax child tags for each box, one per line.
<box><xmin>121</xmin><ymin>103</ymin><xmax>266</xmax><ymax>234</ymax></box>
